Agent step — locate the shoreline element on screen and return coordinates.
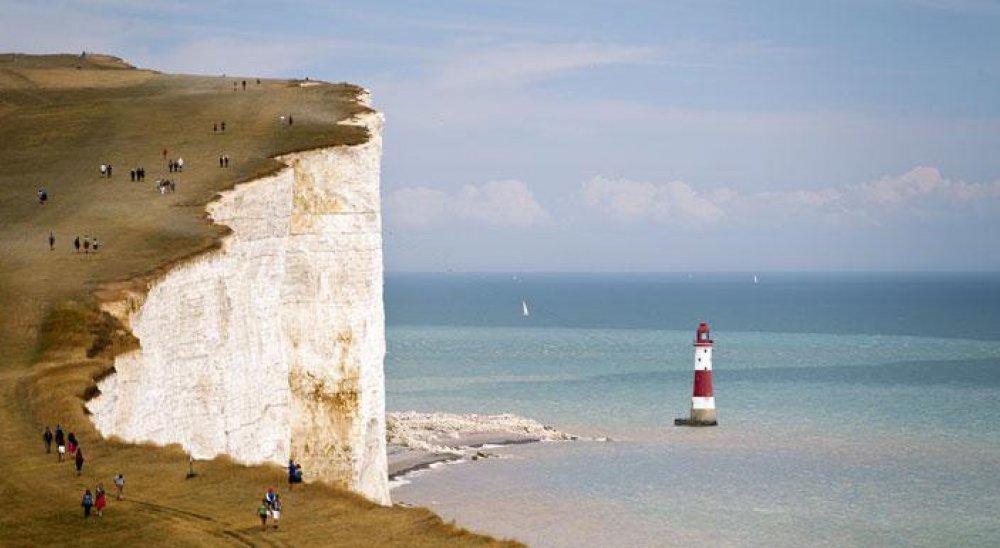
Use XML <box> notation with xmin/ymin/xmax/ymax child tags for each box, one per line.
<box><xmin>386</xmin><ymin>411</ymin><xmax>601</xmax><ymax>484</ymax></box>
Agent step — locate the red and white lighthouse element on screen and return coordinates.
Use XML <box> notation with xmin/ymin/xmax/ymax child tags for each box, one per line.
<box><xmin>675</xmin><ymin>322</ymin><xmax>718</xmax><ymax>426</ymax></box>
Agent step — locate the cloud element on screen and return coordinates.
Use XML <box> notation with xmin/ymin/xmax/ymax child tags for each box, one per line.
<box><xmin>581</xmin><ymin>176</ymin><xmax>725</xmax><ymax>227</ymax></box>
<box><xmin>387</xmin><ymin>179</ymin><xmax>549</xmax><ymax>228</ymax></box>
<box><xmin>582</xmin><ymin>167</ymin><xmax>1000</xmax><ymax>229</ymax></box>
<box><xmin>428</xmin><ymin>42</ymin><xmax>660</xmax><ymax>90</ymax></box>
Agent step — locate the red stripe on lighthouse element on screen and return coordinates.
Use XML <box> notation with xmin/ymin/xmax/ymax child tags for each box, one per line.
<box><xmin>693</xmin><ymin>369</ymin><xmax>713</xmax><ymax>397</ymax></box>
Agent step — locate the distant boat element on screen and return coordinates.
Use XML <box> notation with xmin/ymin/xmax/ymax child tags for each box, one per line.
<box><xmin>753</xmin><ymin>275</ymin><xmax>759</xmax><ymax>284</ymax></box>
<box><xmin>522</xmin><ymin>300</ymin><xmax>530</xmax><ymax>317</ymax></box>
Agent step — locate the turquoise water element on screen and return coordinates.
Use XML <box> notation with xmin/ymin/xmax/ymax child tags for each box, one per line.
<box><xmin>385</xmin><ymin>273</ymin><xmax>1000</xmax><ymax>547</ymax></box>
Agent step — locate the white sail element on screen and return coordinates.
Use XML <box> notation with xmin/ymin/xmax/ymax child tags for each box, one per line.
<box><xmin>753</xmin><ymin>275</ymin><xmax>759</xmax><ymax>284</ymax></box>
<box><xmin>522</xmin><ymin>300</ymin><xmax>530</xmax><ymax>317</ymax></box>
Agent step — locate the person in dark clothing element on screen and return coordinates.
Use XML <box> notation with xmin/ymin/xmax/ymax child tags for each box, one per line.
<box><xmin>55</xmin><ymin>425</ymin><xmax>65</xmax><ymax>460</ymax></box>
<box><xmin>288</xmin><ymin>460</ymin><xmax>296</xmax><ymax>489</ymax></box>
<box><xmin>242</xmin><ymin>80</ymin><xmax>246</xmax><ymax>90</ymax></box>
<box><xmin>82</xmin><ymin>490</ymin><xmax>94</xmax><ymax>518</ymax></box>
<box><xmin>107</xmin><ymin>164</ymin><xmax>112</xmax><ymax>178</ymax></box>
<box><xmin>83</xmin><ymin>236</ymin><xmax>90</xmax><ymax>254</ymax></box>
<box><xmin>48</xmin><ymin>231</ymin><xmax>55</xmax><ymax>251</ymax></box>
<box><xmin>43</xmin><ymin>426</ymin><xmax>53</xmax><ymax>453</ymax></box>
<box><xmin>75</xmin><ymin>447</ymin><xmax>85</xmax><ymax>476</ymax></box>
<box><xmin>221</xmin><ymin>121</ymin><xmax>226</xmax><ymax>132</ymax></box>
<box><xmin>288</xmin><ymin>115</ymin><xmax>293</xmax><ymax>126</ymax></box>
<box><xmin>219</xmin><ymin>155</ymin><xmax>224</xmax><ymax>168</ymax></box>
<box><xmin>74</xmin><ymin>236</ymin><xmax>80</xmax><ymax>253</ymax></box>
<box><xmin>130</xmin><ymin>169</ymin><xmax>135</xmax><ymax>182</ymax></box>
<box><xmin>140</xmin><ymin>167</ymin><xmax>145</xmax><ymax>181</ymax></box>
<box><xmin>214</xmin><ymin>123</ymin><xmax>218</xmax><ymax>133</ymax></box>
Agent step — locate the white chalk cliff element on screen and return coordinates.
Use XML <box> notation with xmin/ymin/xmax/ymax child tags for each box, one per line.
<box><xmin>87</xmin><ymin>98</ymin><xmax>390</xmax><ymax>505</ymax></box>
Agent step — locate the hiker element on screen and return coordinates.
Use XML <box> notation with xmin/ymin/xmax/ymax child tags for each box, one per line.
<box><xmin>242</xmin><ymin>80</ymin><xmax>246</xmax><ymax>91</ymax></box>
<box><xmin>83</xmin><ymin>236</ymin><xmax>90</xmax><ymax>254</ymax></box>
<box><xmin>139</xmin><ymin>167</ymin><xmax>145</xmax><ymax>181</ymax></box>
<box><xmin>257</xmin><ymin>502</ymin><xmax>268</xmax><ymax>531</ymax></box>
<box><xmin>263</xmin><ymin>487</ymin><xmax>277</xmax><ymax>511</ymax></box>
<box><xmin>94</xmin><ymin>484</ymin><xmax>107</xmax><ymax>517</ymax></box>
<box><xmin>224</xmin><ymin>155</ymin><xmax>229</xmax><ymax>167</ymax></box>
<box><xmin>162</xmin><ymin>147</ymin><xmax>167</xmax><ymax>159</ymax></box>
<box><xmin>67</xmin><ymin>432</ymin><xmax>78</xmax><ymax>456</ymax></box>
<box><xmin>288</xmin><ymin>115</ymin><xmax>293</xmax><ymax>126</ymax></box>
<box><xmin>48</xmin><ymin>231</ymin><xmax>55</xmax><ymax>251</ymax></box>
<box><xmin>130</xmin><ymin>169</ymin><xmax>135</xmax><ymax>182</ymax></box>
<box><xmin>114</xmin><ymin>473</ymin><xmax>125</xmax><ymax>500</ymax></box>
<box><xmin>213</xmin><ymin>123</ymin><xmax>218</xmax><ymax>133</ymax></box>
<box><xmin>99</xmin><ymin>164</ymin><xmax>106</xmax><ymax>177</ymax></box>
<box><xmin>294</xmin><ymin>463</ymin><xmax>303</xmax><ymax>484</ymax></box>
<box><xmin>177</xmin><ymin>157</ymin><xmax>184</xmax><ymax>172</ymax></box>
<box><xmin>221</xmin><ymin>121</ymin><xmax>226</xmax><ymax>132</ymax></box>
<box><xmin>287</xmin><ymin>460</ymin><xmax>296</xmax><ymax>489</ymax></box>
<box><xmin>43</xmin><ymin>426</ymin><xmax>53</xmax><ymax>453</ymax></box>
<box><xmin>271</xmin><ymin>495</ymin><xmax>281</xmax><ymax>529</ymax></box>
<box><xmin>55</xmin><ymin>425</ymin><xmax>65</xmax><ymax>461</ymax></box>
<box><xmin>75</xmin><ymin>447</ymin><xmax>85</xmax><ymax>476</ymax></box>
<box><xmin>82</xmin><ymin>490</ymin><xmax>94</xmax><ymax>518</ymax></box>
<box><xmin>219</xmin><ymin>155</ymin><xmax>223</xmax><ymax>168</ymax></box>
<box><xmin>168</xmin><ymin>159</ymin><xmax>174</xmax><ymax>173</ymax></box>
<box><xmin>256</xmin><ymin>78</ymin><xmax>260</xmax><ymax>85</ymax></box>
<box><xmin>74</xmin><ymin>236</ymin><xmax>80</xmax><ymax>253</ymax></box>
<box><xmin>92</xmin><ymin>238</ymin><xmax>100</xmax><ymax>253</ymax></box>
<box><xmin>107</xmin><ymin>164</ymin><xmax>112</xmax><ymax>178</ymax></box>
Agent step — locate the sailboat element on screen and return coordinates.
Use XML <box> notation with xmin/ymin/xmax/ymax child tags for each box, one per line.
<box><xmin>753</xmin><ymin>275</ymin><xmax>759</xmax><ymax>285</ymax></box>
<box><xmin>522</xmin><ymin>300</ymin><xmax>530</xmax><ymax>317</ymax></box>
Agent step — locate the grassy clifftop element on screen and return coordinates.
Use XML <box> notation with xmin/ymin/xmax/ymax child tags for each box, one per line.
<box><xmin>0</xmin><ymin>53</ymin><xmax>518</xmax><ymax>547</ymax></box>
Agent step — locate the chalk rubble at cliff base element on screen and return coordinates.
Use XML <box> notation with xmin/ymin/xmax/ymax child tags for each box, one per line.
<box><xmin>386</xmin><ymin>411</ymin><xmax>590</xmax><ymax>479</ymax></box>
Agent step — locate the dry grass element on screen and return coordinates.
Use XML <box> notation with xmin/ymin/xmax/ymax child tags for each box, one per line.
<box><xmin>0</xmin><ymin>53</ymin><xmax>521</xmax><ymax>547</ymax></box>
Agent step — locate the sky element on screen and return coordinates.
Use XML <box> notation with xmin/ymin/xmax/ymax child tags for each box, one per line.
<box><xmin>3</xmin><ymin>0</ymin><xmax>1000</xmax><ymax>271</ymax></box>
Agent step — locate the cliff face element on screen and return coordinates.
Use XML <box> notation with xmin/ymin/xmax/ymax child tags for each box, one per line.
<box><xmin>87</xmin><ymin>107</ymin><xmax>390</xmax><ymax>505</ymax></box>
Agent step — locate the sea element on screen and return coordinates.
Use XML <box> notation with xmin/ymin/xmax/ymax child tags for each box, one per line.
<box><xmin>384</xmin><ymin>272</ymin><xmax>1000</xmax><ymax>547</ymax></box>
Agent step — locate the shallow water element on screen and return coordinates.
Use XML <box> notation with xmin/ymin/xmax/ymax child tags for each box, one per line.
<box><xmin>385</xmin><ymin>273</ymin><xmax>1000</xmax><ymax>547</ymax></box>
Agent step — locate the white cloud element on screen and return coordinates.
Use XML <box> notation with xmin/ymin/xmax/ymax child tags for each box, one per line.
<box><xmin>582</xmin><ymin>167</ymin><xmax>1000</xmax><ymax>229</ymax></box>
<box><xmin>581</xmin><ymin>176</ymin><xmax>724</xmax><ymax>227</ymax></box>
<box><xmin>429</xmin><ymin>42</ymin><xmax>660</xmax><ymax>90</ymax></box>
<box><xmin>387</xmin><ymin>179</ymin><xmax>549</xmax><ymax>228</ymax></box>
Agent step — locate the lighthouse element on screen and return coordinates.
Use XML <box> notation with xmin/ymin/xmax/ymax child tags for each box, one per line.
<box><xmin>674</xmin><ymin>322</ymin><xmax>718</xmax><ymax>426</ymax></box>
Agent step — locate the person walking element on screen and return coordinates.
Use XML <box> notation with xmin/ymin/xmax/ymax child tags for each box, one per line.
<box><xmin>67</xmin><ymin>432</ymin><xmax>78</xmax><ymax>456</ymax></box>
<box><xmin>177</xmin><ymin>157</ymin><xmax>184</xmax><ymax>172</ymax></box>
<box><xmin>99</xmin><ymin>164</ymin><xmax>106</xmax><ymax>178</ymax></box>
<box><xmin>83</xmin><ymin>236</ymin><xmax>90</xmax><ymax>254</ymax></box>
<box><xmin>242</xmin><ymin>80</ymin><xmax>246</xmax><ymax>91</ymax></box>
<box><xmin>107</xmin><ymin>164</ymin><xmax>112</xmax><ymax>178</ymax></box>
<box><xmin>94</xmin><ymin>484</ymin><xmax>107</xmax><ymax>517</ymax></box>
<box><xmin>288</xmin><ymin>115</ymin><xmax>293</xmax><ymax>126</ymax></box>
<box><xmin>74</xmin><ymin>236</ymin><xmax>80</xmax><ymax>253</ymax></box>
<box><xmin>92</xmin><ymin>238</ymin><xmax>100</xmax><ymax>253</ymax></box>
<box><xmin>114</xmin><ymin>473</ymin><xmax>125</xmax><ymax>500</ymax></box>
<box><xmin>55</xmin><ymin>425</ymin><xmax>66</xmax><ymax>461</ymax></box>
<box><xmin>287</xmin><ymin>460</ymin><xmax>296</xmax><ymax>490</ymax></box>
<box><xmin>257</xmin><ymin>502</ymin><xmax>268</xmax><ymax>531</ymax></box>
<box><xmin>213</xmin><ymin>123</ymin><xmax>218</xmax><ymax>133</ymax></box>
<box><xmin>221</xmin><ymin>121</ymin><xmax>226</xmax><ymax>132</ymax></box>
<box><xmin>43</xmin><ymin>426</ymin><xmax>53</xmax><ymax>453</ymax></box>
<box><xmin>219</xmin><ymin>155</ymin><xmax>224</xmax><ymax>168</ymax></box>
<box><xmin>270</xmin><ymin>495</ymin><xmax>281</xmax><ymax>529</ymax></box>
<box><xmin>75</xmin><ymin>447</ymin><xmax>85</xmax><ymax>476</ymax></box>
<box><xmin>48</xmin><ymin>231</ymin><xmax>55</xmax><ymax>251</ymax></box>
<box><xmin>82</xmin><ymin>490</ymin><xmax>94</xmax><ymax>518</ymax></box>
<box><xmin>130</xmin><ymin>169</ymin><xmax>136</xmax><ymax>182</ymax></box>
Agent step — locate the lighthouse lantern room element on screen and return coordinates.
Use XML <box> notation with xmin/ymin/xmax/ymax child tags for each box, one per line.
<box><xmin>674</xmin><ymin>321</ymin><xmax>718</xmax><ymax>427</ymax></box>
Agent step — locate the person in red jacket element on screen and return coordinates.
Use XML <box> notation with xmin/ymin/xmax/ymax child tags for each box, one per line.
<box><xmin>75</xmin><ymin>447</ymin><xmax>85</xmax><ymax>476</ymax></box>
